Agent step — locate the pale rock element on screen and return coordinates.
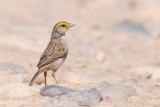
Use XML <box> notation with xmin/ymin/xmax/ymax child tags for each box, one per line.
<box><xmin>44</xmin><ymin>101</ymin><xmax>53</xmax><ymax>107</ymax></box>
<box><xmin>147</xmin><ymin>99</ymin><xmax>160</xmax><ymax>107</ymax></box>
<box><xmin>44</xmin><ymin>88</ymin><xmax>102</xmax><ymax>107</ymax></box>
<box><xmin>96</xmin><ymin>52</ymin><xmax>105</xmax><ymax>62</ymax></box>
<box><xmin>137</xmin><ymin>85</ymin><xmax>160</xmax><ymax>97</ymax></box>
<box><xmin>140</xmin><ymin>71</ymin><xmax>152</xmax><ymax>80</ymax></box>
<box><xmin>0</xmin><ymin>62</ymin><xmax>26</xmax><ymax>74</ymax></box>
<box><xmin>128</xmin><ymin>96</ymin><xmax>143</xmax><ymax>103</ymax></box>
<box><xmin>118</xmin><ymin>79</ymin><xmax>138</xmax><ymax>87</ymax></box>
<box><xmin>97</xmin><ymin>84</ymin><xmax>137</xmax><ymax>99</ymax></box>
<box><xmin>0</xmin><ymin>99</ymin><xmax>36</xmax><ymax>107</ymax></box>
<box><xmin>154</xmin><ymin>78</ymin><xmax>160</xmax><ymax>86</ymax></box>
<box><xmin>133</xmin><ymin>66</ymin><xmax>160</xmax><ymax>79</ymax></box>
<box><xmin>0</xmin><ymin>75</ymin><xmax>9</xmax><ymax>84</ymax></box>
<box><xmin>40</xmin><ymin>85</ymin><xmax>75</xmax><ymax>97</ymax></box>
<box><xmin>44</xmin><ymin>101</ymin><xmax>80</xmax><ymax>107</ymax></box>
<box><xmin>76</xmin><ymin>63</ymin><xmax>87</xmax><ymax>68</ymax></box>
<box><xmin>95</xmin><ymin>81</ymin><xmax>112</xmax><ymax>89</ymax></box>
<box><xmin>0</xmin><ymin>83</ymin><xmax>39</xmax><ymax>98</ymax></box>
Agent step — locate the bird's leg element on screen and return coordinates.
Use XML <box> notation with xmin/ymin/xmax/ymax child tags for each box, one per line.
<box><xmin>44</xmin><ymin>72</ymin><xmax>47</xmax><ymax>86</ymax></box>
<box><xmin>52</xmin><ymin>71</ymin><xmax>58</xmax><ymax>85</ymax></box>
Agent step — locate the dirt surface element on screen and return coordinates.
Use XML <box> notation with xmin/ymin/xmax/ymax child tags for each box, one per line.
<box><xmin>0</xmin><ymin>0</ymin><xmax>160</xmax><ymax>107</ymax></box>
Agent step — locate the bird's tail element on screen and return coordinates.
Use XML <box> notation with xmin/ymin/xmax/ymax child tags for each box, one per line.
<box><xmin>29</xmin><ymin>71</ymin><xmax>40</xmax><ymax>86</ymax></box>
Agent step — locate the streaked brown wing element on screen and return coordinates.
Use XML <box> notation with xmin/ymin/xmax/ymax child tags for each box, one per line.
<box><xmin>37</xmin><ymin>40</ymin><xmax>66</xmax><ymax>68</ymax></box>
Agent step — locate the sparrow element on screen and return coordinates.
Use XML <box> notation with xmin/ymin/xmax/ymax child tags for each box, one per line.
<box><xmin>29</xmin><ymin>21</ymin><xmax>75</xmax><ymax>86</ymax></box>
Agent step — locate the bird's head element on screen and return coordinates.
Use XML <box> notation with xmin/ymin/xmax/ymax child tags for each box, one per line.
<box><xmin>53</xmin><ymin>21</ymin><xmax>75</xmax><ymax>34</ymax></box>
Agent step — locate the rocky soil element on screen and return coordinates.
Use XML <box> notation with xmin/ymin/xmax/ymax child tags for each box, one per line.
<box><xmin>1</xmin><ymin>0</ymin><xmax>160</xmax><ymax>107</ymax></box>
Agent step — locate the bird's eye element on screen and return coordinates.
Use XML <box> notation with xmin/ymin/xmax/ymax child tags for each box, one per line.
<box><xmin>61</xmin><ymin>24</ymin><xmax>66</xmax><ymax>27</ymax></box>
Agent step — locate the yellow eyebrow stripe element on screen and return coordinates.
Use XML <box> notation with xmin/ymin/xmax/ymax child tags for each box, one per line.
<box><xmin>57</xmin><ymin>22</ymin><xmax>69</xmax><ymax>27</ymax></box>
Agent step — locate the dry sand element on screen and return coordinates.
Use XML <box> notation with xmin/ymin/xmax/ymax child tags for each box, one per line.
<box><xmin>0</xmin><ymin>0</ymin><xmax>160</xmax><ymax>107</ymax></box>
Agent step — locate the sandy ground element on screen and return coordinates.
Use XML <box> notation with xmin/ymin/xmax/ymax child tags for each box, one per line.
<box><xmin>1</xmin><ymin>0</ymin><xmax>160</xmax><ymax>107</ymax></box>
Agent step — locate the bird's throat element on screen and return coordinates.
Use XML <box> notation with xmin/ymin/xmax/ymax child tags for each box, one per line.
<box><xmin>52</xmin><ymin>32</ymin><xmax>65</xmax><ymax>40</ymax></box>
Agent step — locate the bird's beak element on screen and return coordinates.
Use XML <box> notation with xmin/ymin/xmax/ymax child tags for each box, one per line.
<box><xmin>68</xmin><ymin>23</ymin><xmax>76</xmax><ymax>28</ymax></box>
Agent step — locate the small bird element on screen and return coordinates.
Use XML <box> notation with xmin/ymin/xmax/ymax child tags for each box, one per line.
<box><xmin>29</xmin><ymin>21</ymin><xmax>75</xmax><ymax>86</ymax></box>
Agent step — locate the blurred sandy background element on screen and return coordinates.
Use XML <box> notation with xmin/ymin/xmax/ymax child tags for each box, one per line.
<box><xmin>1</xmin><ymin>0</ymin><xmax>160</xmax><ymax>107</ymax></box>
